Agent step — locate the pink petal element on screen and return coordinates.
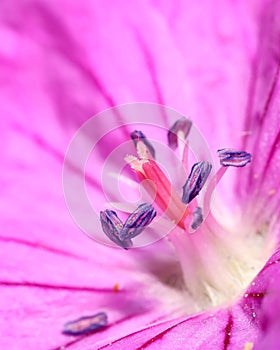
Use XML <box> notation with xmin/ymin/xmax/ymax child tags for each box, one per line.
<box><xmin>244</xmin><ymin>248</ymin><xmax>280</xmax><ymax>349</ymax></box>
<box><xmin>97</xmin><ymin>306</ymin><xmax>258</xmax><ymax>350</ymax></box>
<box><xmin>0</xmin><ymin>1</ymin><xmax>279</xmax><ymax>349</ymax></box>
<box><xmin>82</xmin><ymin>248</ymin><xmax>280</xmax><ymax>350</ymax></box>
<box><xmin>238</xmin><ymin>0</ymin><xmax>280</xmax><ymax>227</ymax></box>
<box><xmin>254</xmin><ymin>269</ymin><xmax>280</xmax><ymax>350</ymax></box>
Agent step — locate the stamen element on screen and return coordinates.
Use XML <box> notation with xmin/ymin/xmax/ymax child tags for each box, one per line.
<box><xmin>204</xmin><ymin>149</ymin><xmax>251</xmax><ymax>212</ymax></box>
<box><xmin>167</xmin><ymin>117</ymin><xmax>192</xmax><ymax>150</ymax></box>
<box><xmin>120</xmin><ymin>203</ymin><xmax>157</xmax><ymax>240</ymax></box>
<box><xmin>63</xmin><ymin>312</ymin><xmax>108</xmax><ymax>336</ymax></box>
<box><xmin>218</xmin><ymin>149</ymin><xmax>252</xmax><ymax>167</ymax></box>
<box><xmin>131</xmin><ymin>130</ymin><xmax>155</xmax><ymax>159</ymax></box>
<box><xmin>100</xmin><ymin>204</ymin><xmax>157</xmax><ymax>248</ymax></box>
<box><xmin>203</xmin><ymin>166</ymin><xmax>228</xmax><ymax>213</ymax></box>
<box><xmin>100</xmin><ymin>210</ymin><xmax>132</xmax><ymax>249</ymax></box>
<box><xmin>191</xmin><ymin>206</ymin><xmax>203</xmax><ymax>230</ymax></box>
<box><xmin>97</xmin><ymin>121</ymin><xmax>260</xmax><ymax>311</ymax></box>
<box><xmin>182</xmin><ymin>161</ymin><xmax>212</xmax><ymax>204</ymax></box>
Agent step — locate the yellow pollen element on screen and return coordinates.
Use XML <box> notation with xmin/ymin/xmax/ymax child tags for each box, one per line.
<box><xmin>243</xmin><ymin>342</ymin><xmax>254</xmax><ymax>350</ymax></box>
<box><xmin>113</xmin><ymin>283</ymin><xmax>120</xmax><ymax>292</ymax></box>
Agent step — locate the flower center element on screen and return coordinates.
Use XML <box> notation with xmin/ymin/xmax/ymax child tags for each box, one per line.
<box><xmin>99</xmin><ymin>118</ymin><xmax>266</xmax><ymax>310</ymax></box>
<box><xmin>124</xmin><ymin>155</ymin><xmax>190</xmax><ymax>229</ymax></box>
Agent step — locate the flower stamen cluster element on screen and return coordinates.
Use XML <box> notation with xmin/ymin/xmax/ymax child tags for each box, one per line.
<box><xmin>100</xmin><ymin>117</ymin><xmax>255</xmax><ymax>308</ymax></box>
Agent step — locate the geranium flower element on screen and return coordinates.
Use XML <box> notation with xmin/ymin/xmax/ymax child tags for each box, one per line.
<box><xmin>1</xmin><ymin>1</ymin><xmax>280</xmax><ymax>349</ymax></box>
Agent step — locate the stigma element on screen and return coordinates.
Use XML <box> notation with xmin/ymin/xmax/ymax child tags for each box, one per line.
<box><xmin>125</xmin><ymin>155</ymin><xmax>190</xmax><ymax>229</ymax></box>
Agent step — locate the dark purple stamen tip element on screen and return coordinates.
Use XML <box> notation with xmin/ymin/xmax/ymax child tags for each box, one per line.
<box><xmin>182</xmin><ymin>161</ymin><xmax>212</xmax><ymax>204</ymax></box>
<box><xmin>218</xmin><ymin>148</ymin><xmax>252</xmax><ymax>167</ymax></box>
<box><xmin>130</xmin><ymin>130</ymin><xmax>156</xmax><ymax>158</ymax></box>
<box><xmin>63</xmin><ymin>312</ymin><xmax>108</xmax><ymax>336</ymax></box>
<box><xmin>191</xmin><ymin>207</ymin><xmax>203</xmax><ymax>230</ymax></box>
<box><xmin>100</xmin><ymin>204</ymin><xmax>156</xmax><ymax>248</ymax></box>
<box><xmin>100</xmin><ymin>210</ymin><xmax>132</xmax><ymax>249</ymax></box>
<box><xmin>168</xmin><ymin>117</ymin><xmax>192</xmax><ymax>150</ymax></box>
<box><xmin>120</xmin><ymin>203</ymin><xmax>157</xmax><ymax>241</ymax></box>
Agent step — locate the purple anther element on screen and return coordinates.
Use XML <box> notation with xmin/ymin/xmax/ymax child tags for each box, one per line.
<box><xmin>182</xmin><ymin>161</ymin><xmax>212</xmax><ymax>204</ymax></box>
<box><xmin>217</xmin><ymin>148</ymin><xmax>252</xmax><ymax>167</ymax></box>
<box><xmin>120</xmin><ymin>203</ymin><xmax>157</xmax><ymax>241</ymax></box>
<box><xmin>130</xmin><ymin>130</ymin><xmax>155</xmax><ymax>158</ymax></box>
<box><xmin>63</xmin><ymin>312</ymin><xmax>108</xmax><ymax>336</ymax></box>
<box><xmin>168</xmin><ymin>117</ymin><xmax>192</xmax><ymax>150</ymax></box>
<box><xmin>191</xmin><ymin>207</ymin><xmax>203</xmax><ymax>230</ymax></box>
<box><xmin>100</xmin><ymin>210</ymin><xmax>132</xmax><ymax>249</ymax></box>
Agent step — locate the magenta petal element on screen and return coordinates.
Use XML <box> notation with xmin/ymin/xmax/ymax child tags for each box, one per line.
<box><xmin>97</xmin><ymin>249</ymin><xmax>280</xmax><ymax>350</ymax></box>
<box><xmin>238</xmin><ymin>1</ymin><xmax>280</xmax><ymax>224</ymax></box>
<box><xmin>0</xmin><ymin>0</ymin><xmax>259</xmax><ymax>143</ymax></box>
<box><xmin>255</xmin><ymin>279</ymin><xmax>280</xmax><ymax>350</ymax></box>
<box><xmin>1</xmin><ymin>0</ymin><xmax>280</xmax><ymax>349</ymax></box>
<box><xmin>97</xmin><ymin>307</ymin><xmax>259</xmax><ymax>350</ymax></box>
<box><xmin>244</xmin><ymin>248</ymin><xmax>280</xmax><ymax>349</ymax></box>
